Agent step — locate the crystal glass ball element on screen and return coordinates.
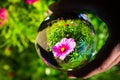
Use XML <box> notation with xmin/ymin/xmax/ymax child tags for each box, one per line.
<box><xmin>35</xmin><ymin>11</ymin><xmax>109</xmax><ymax>71</ymax></box>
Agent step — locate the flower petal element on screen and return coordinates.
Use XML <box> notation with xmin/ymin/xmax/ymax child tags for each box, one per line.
<box><xmin>61</xmin><ymin>38</ymin><xmax>68</xmax><ymax>44</ymax></box>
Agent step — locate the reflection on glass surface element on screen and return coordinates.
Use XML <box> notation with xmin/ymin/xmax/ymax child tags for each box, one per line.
<box><xmin>35</xmin><ymin>11</ymin><xmax>109</xmax><ymax>71</ymax></box>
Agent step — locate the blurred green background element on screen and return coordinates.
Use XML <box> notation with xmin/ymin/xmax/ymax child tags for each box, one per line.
<box><xmin>0</xmin><ymin>0</ymin><xmax>120</xmax><ymax>80</ymax></box>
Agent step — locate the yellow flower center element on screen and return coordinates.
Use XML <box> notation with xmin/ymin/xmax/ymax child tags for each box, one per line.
<box><xmin>60</xmin><ymin>47</ymin><xmax>66</xmax><ymax>52</ymax></box>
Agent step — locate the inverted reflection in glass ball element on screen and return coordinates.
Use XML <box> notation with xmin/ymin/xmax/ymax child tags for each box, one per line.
<box><xmin>35</xmin><ymin>12</ymin><xmax>109</xmax><ymax>71</ymax></box>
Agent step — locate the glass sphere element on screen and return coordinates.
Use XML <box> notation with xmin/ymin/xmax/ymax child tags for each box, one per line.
<box><xmin>35</xmin><ymin>11</ymin><xmax>109</xmax><ymax>71</ymax></box>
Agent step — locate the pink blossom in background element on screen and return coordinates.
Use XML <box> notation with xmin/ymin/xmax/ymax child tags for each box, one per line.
<box><xmin>52</xmin><ymin>38</ymin><xmax>76</xmax><ymax>60</ymax></box>
<box><xmin>0</xmin><ymin>8</ymin><xmax>8</xmax><ymax>26</ymax></box>
<box><xmin>25</xmin><ymin>0</ymin><xmax>39</xmax><ymax>5</ymax></box>
<box><xmin>0</xmin><ymin>8</ymin><xmax>7</xmax><ymax>20</ymax></box>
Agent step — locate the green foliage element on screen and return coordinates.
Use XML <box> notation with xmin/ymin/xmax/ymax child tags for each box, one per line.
<box><xmin>86</xmin><ymin>13</ymin><xmax>109</xmax><ymax>51</ymax></box>
<box><xmin>0</xmin><ymin>0</ymin><xmax>120</xmax><ymax>80</ymax></box>
<box><xmin>47</xmin><ymin>19</ymin><xmax>94</xmax><ymax>50</ymax></box>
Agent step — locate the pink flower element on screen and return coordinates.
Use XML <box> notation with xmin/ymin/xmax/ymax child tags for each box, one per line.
<box><xmin>0</xmin><ymin>8</ymin><xmax>8</xmax><ymax>26</ymax></box>
<box><xmin>0</xmin><ymin>8</ymin><xmax>7</xmax><ymax>20</ymax></box>
<box><xmin>52</xmin><ymin>38</ymin><xmax>76</xmax><ymax>60</ymax></box>
<box><xmin>25</xmin><ymin>0</ymin><xmax>39</xmax><ymax>5</ymax></box>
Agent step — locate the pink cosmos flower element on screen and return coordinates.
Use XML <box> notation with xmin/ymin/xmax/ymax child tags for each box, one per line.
<box><xmin>0</xmin><ymin>8</ymin><xmax>8</xmax><ymax>26</ymax></box>
<box><xmin>52</xmin><ymin>38</ymin><xmax>76</xmax><ymax>60</ymax></box>
<box><xmin>25</xmin><ymin>0</ymin><xmax>39</xmax><ymax>5</ymax></box>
